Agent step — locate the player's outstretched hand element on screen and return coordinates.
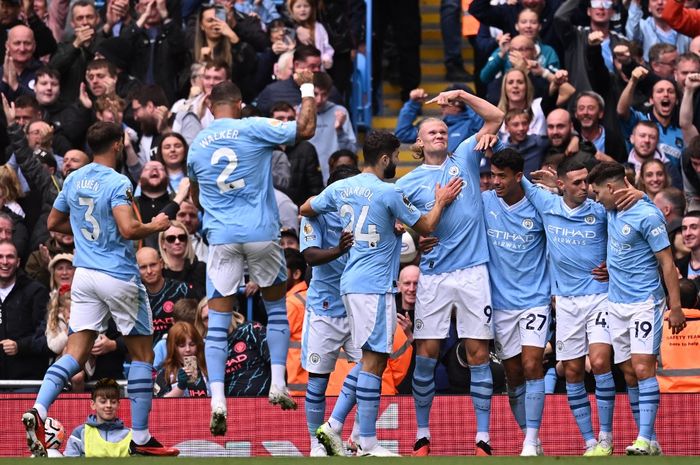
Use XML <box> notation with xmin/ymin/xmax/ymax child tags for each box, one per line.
<box><xmin>668</xmin><ymin>307</ymin><xmax>687</xmax><ymax>335</ymax></box>
<box><xmin>151</xmin><ymin>212</ymin><xmax>170</xmax><ymax>231</ymax></box>
<box><xmin>418</xmin><ymin>235</ymin><xmax>438</xmax><ymax>253</ymax></box>
<box><xmin>591</xmin><ymin>261</ymin><xmax>608</xmax><ymax>282</ymax></box>
<box><xmin>613</xmin><ymin>177</ymin><xmax>643</xmax><ymax>210</ymax></box>
<box><xmin>530</xmin><ymin>167</ymin><xmax>557</xmax><ymax>189</ymax></box>
<box><xmin>475</xmin><ymin>133</ymin><xmax>498</xmax><ymax>152</ymax></box>
<box><xmin>338</xmin><ymin>230</ymin><xmax>354</xmax><ymax>253</ymax></box>
<box><xmin>435</xmin><ymin>177</ymin><xmax>463</xmax><ymax>206</ymax></box>
<box><xmin>393</xmin><ymin>220</ymin><xmax>406</xmax><ymax>236</ymax></box>
<box><xmin>426</xmin><ymin>90</ymin><xmax>464</xmax><ymax>107</ymax></box>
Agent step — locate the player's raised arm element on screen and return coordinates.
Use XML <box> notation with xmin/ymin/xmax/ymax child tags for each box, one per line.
<box><xmin>427</xmin><ymin>89</ymin><xmax>505</xmax><ymax>135</ymax></box>
<box><xmin>303</xmin><ymin>230</ymin><xmax>353</xmax><ymax>266</ymax></box>
<box><xmin>295</xmin><ymin>70</ymin><xmax>317</xmax><ymax>141</ymax></box>
<box><xmin>113</xmin><ymin>206</ymin><xmax>171</xmax><ymax>240</ymax></box>
<box><xmin>411</xmin><ymin>177</ymin><xmax>463</xmax><ymax>235</ymax></box>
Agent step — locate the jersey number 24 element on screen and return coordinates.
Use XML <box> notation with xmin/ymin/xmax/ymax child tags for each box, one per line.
<box><xmin>340</xmin><ymin>204</ymin><xmax>380</xmax><ymax>248</ymax></box>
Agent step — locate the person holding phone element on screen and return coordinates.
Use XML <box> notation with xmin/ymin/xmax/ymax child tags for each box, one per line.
<box><xmin>154</xmin><ymin>322</ymin><xmax>209</xmax><ymax>398</ymax></box>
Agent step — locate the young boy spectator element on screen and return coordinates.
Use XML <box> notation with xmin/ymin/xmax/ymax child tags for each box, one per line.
<box><xmin>63</xmin><ymin>378</ymin><xmax>132</xmax><ymax>457</ymax></box>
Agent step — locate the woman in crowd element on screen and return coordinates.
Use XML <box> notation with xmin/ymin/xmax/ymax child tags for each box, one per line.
<box><xmin>192</xmin><ymin>3</ymin><xmax>259</xmax><ymax>101</ymax></box>
<box><xmin>48</xmin><ymin>253</ymin><xmax>75</xmax><ymax>291</ymax></box>
<box><xmin>154</xmin><ymin>322</ymin><xmax>209</xmax><ymax>398</ymax></box>
<box><xmin>159</xmin><ymin>221</ymin><xmax>206</xmax><ymax>298</ymax></box>
<box><xmin>286</xmin><ymin>0</ymin><xmax>333</xmax><ymax>69</ymax></box>
<box><xmin>0</xmin><ymin>164</ymin><xmax>25</xmax><ymax>219</ymax></box>
<box><xmin>637</xmin><ymin>159</ymin><xmax>671</xmax><ymax>201</ymax></box>
<box><xmin>496</xmin><ymin>67</ymin><xmax>575</xmax><ymax>143</ymax></box>
<box><xmin>155</xmin><ymin>133</ymin><xmax>188</xmax><ymax>193</ymax></box>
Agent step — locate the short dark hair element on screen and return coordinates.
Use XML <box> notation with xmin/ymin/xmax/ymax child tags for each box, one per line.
<box><xmin>328</xmin><ymin>165</ymin><xmax>361</xmax><ymax>185</ymax></box>
<box><xmin>329</xmin><ymin>149</ymin><xmax>358</xmax><ymax>168</ymax></box>
<box><xmin>363</xmin><ymin>131</ymin><xmax>400</xmax><ymax>166</ymax></box>
<box><xmin>556</xmin><ymin>157</ymin><xmax>587</xmax><ymax>178</ymax></box>
<box><xmin>270</xmin><ymin>101</ymin><xmax>295</xmax><ymax>115</ymax></box>
<box><xmin>35</xmin><ymin>66</ymin><xmax>60</xmax><ymax>82</ymax></box>
<box><xmin>587</xmin><ymin>161</ymin><xmax>626</xmax><ymax>185</ymax></box>
<box><xmin>209</xmin><ymin>81</ymin><xmax>242</xmax><ymax>105</ymax></box>
<box><xmin>680</xmin><ymin>278</ymin><xmax>699</xmax><ymax>309</ymax></box>
<box><xmin>92</xmin><ymin>378</ymin><xmax>120</xmax><ymax>400</ymax></box>
<box><xmin>293</xmin><ymin>44</ymin><xmax>321</xmax><ymax>63</ymax></box>
<box><xmin>204</xmin><ymin>58</ymin><xmax>231</xmax><ymax>79</ymax></box>
<box><xmin>86</xmin><ymin>59</ymin><xmax>117</xmax><ymax>77</ymax></box>
<box><xmin>241</xmin><ymin>105</ymin><xmax>261</xmax><ymax>118</ymax></box>
<box><xmin>14</xmin><ymin>94</ymin><xmax>40</xmax><ymax>112</ymax></box>
<box><xmin>129</xmin><ymin>84</ymin><xmax>169</xmax><ymax>107</ymax></box>
<box><xmin>491</xmin><ymin>148</ymin><xmax>524</xmax><ymax>174</ymax></box>
<box><xmin>633</xmin><ymin>120</ymin><xmax>660</xmax><ymax>135</ymax></box>
<box><xmin>86</xmin><ymin>121</ymin><xmax>123</xmax><ymax>155</ymax></box>
<box><xmin>313</xmin><ymin>72</ymin><xmax>333</xmax><ymax>92</ymax></box>
<box><xmin>284</xmin><ymin>248</ymin><xmax>307</xmax><ymax>276</ymax></box>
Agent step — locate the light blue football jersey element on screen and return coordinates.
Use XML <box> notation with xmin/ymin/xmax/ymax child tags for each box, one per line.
<box><xmin>606</xmin><ymin>201</ymin><xmax>670</xmax><ymax>304</ymax></box>
<box><xmin>482</xmin><ymin>190</ymin><xmax>550</xmax><ymax>310</ymax></box>
<box><xmin>187</xmin><ymin>117</ymin><xmax>297</xmax><ymax>245</ymax></box>
<box><xmin>53</xmin><ymin>163</ymin><xmax>138</xmax><ymax>281</ymax></box>
<box><xmin>311</xmin><ymin>172</ymin><xmax>422</xmax><ymax>295</ymax></box>
<box><xmin>522</xmin><ymin>178</ymin><xmax>608</xmax><ymax>297</ymax></box>
<box><xmin>300</xmin><ymin>214</ymin><xmax>347</xmax><ymax>318</ymax></box>
<box><xmin>396</xmin><ymin>135</ymin><xmax>499</xmax><ymax>275</ymax></box>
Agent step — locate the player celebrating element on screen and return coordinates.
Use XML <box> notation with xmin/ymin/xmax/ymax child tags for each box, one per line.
<box><xmin>301</xmin><ymin>131</ymin><xmax>462</xmax><ymax>457</ymax></box>
<box><xmin>522</xmin><ymin>158</ymin><xmax>642</xmax><ymax>455</ymax></box>
<box><xmin>187</xmin><ymin>79</ymin><xmax>316</xmax><ymax>435</ymax></box>
<box><xmin>482</xmin><ymin>149</ymin><xmax>549</xmax><ymax>456</ymax></box>
<box><xmin>395</xmin><ymin>89</ymin><xmax>504</xmax><ymax>456</ymax></box>
<box><xmin>588</xmin><ymin>162</ymin><xmax>686</xmax><ymax>455</ymax></box>
<box><xmin>299</xmin><ymin>165</ymin><xmax>362</xmax><ymax>457</ymax></box>
<box><xmin>22</xmin><ymin>122</ymin><xmax>176</xmax><ymax>457</ymax></box>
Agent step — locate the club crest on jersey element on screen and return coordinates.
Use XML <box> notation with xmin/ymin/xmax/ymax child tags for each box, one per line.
<box><xmin>622</xmin><ymin>224</ymin><xmax>631</xmax><ymax>235</ymax></box>
<box><xmin>402</xmin><ymin>194</ymin><xmax>415</xmax><ymax>212</ymax></box>
<box><xmin>522</xmin><ymin>218</ymin><xmax>534</xmax><ymax>230</ymax></box>
<box><xmin>303</xmin><ymin>223</ymin><xmax>313</xmax><ymax>235</ymax></box>
<box><xmin>309</xmin><ymin>353</ymin><xmax>321</xmax><ymax>365</ymax></box>
<box><xmin>556</xmin><ymin>340</ymin><xmax>564</xmax><ymax>351</ymax></box>
<box><xmin>448</xmin><ymin>165</ymin><xmax>460</xmax><ymax>176</ymax></box>
<box><xmin>584</xmin><ymin>215</ymin><xmax>595</xmax><ymax>225</ymax></box>
<box><xmin>415</xmin><ymin>319</ymin><xmax>424</xmax><ymax>330</ymax></box>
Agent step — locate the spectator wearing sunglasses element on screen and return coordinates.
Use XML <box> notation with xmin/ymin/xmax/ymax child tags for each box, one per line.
<box><xmin>158</xmin><ymin>220</ymin><xmax>206</xmax><ymax>299</ymax></box>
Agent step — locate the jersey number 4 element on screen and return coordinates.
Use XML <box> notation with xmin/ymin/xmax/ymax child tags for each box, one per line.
<box><xmin>340</xmin><ymin>204</ymin><xmax>380</xmax><ymax>248</ymax></box>
<box><xmin>212</xmin><ymin>148</ymin><xmax>246</xmax><ymax>193</ymax></box>
<box><xmin>79</xmin><ymin>197</ymin><xmax>100</xmax><ymax>241</ymax></box>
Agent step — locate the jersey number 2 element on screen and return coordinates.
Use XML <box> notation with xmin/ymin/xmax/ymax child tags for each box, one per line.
<box><xmin>79</xmin><ymin>197</ymin><xmax>100</xmax><ymax>241</ymax></box>
<box><xmin>340</xmin><ymin>204</ymin><xmax>380</xmax><ymax>248</ymax></box>
<box><xmin>212</xmin><ymin>148</ymin><xmax>246</xmax><ymax>193</ymax></box>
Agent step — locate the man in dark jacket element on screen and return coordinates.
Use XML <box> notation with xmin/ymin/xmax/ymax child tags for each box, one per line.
<box><xmin>0</xmin><ymin>241</ymin><xmax>50</xmax><ymax>387</ymax></box>
<box><xmin>49</xmin><ymin>0</ymin><xmax>107</xmax><ymax>101</ymax></box>
<box><xmin>121</xmin><ymin>0</ymin><xmax>186</xmax><ymax>104</ymax></box>
<box><xmin>270</xmin><ymin>101</ymin><xmax>324</xmax><ymax>205</ymax></box>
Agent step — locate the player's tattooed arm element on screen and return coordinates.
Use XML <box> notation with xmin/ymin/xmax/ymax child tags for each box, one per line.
<box><xmin>47</xmin><ymin>208</ymin><xmax>73</xmax><ymax>235</ymax></box>
<box><xmin>303</xmin><ymin>230</ymin><xmax>354</xmax><ymax>266</ymax></box>
<box><xmin>294</xmin><ymin>70</ymin><xmax>317</xmax><ymax>141</ymax></box>
<box><xmin>412</xmin><ymin>177</ymin><xmax>463</xmax><ymax>235</ymax></box>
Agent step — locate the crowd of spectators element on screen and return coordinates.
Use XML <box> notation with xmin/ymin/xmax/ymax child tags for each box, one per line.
<box><xmin>2</xmin><ymin>0</ymin><xmax>700</xmax><ymax>398</ymax></box>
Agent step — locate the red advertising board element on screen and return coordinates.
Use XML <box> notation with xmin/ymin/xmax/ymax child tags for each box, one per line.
<box><xmin>2</xmin><ymin>394</ymin><xmax>698</xmax><ymax>456</ymax></box>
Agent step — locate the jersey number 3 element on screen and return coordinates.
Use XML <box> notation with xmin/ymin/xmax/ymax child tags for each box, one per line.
<box><xmin>79</xmin><ymin>197</ymin><xmax>101</xmax><ymax>241</ymax></box>
<box><xmin>212</xmin><ymin>148</ymin><xmax>246</xmax><ymax>193</ymax></box>
<box><xmin>340</xmin><ymin>204</ymin><xmax>380</xmax><ymax>248</ymax></box>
